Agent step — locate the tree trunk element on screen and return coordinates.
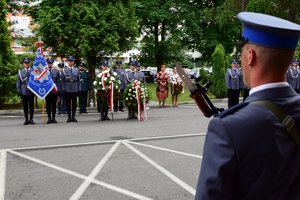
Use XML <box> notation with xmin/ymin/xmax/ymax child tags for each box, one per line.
<box><xmin>87</xmin><ymin>51</ymin><xmax>97</xmax><ymax>107</ymax></box>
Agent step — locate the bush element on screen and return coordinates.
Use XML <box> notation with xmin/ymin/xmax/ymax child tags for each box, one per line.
<box><xmin>210</xmin><ymin>44</ymin><xmax>227</xmax><ymax>98</ymax></box>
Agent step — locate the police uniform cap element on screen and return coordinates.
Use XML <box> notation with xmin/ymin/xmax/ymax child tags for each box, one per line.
<box><xmin>135</xmin><ymin>62</ymin><xmax>141</xmax><ymax>67</ymax></box>
<box><xmin>67</xmin><ymin>56</ymin><xmax>75</xmax><ymax>61</ymax></box>
<box><xmin>46</xmin><ymin>58</ymin><xmax>55</xmax><ymax>63</ymax></box>
<box><xmin>128</xmin><ymin>61</ymin><xmax>136</xmax><ymax>66</ymax></box>
<box><xmin>101</xmin><ymin>61</ymin><xmax>109</xmax><ymax>66</ymax></box>
<box><xmin>238</xmin><ymin>12</ymin><xmax>300</xmax><ymax>49</ymax></box>
<box><xmin>57</xmin><ymin>62</ymin><xmax>65</xmax><ymax>68</ymax></box>
<box><xmin>292</xmin><ymin>59</ymin><xmax>299</xmax><ymax>64</ymax></box>
<box><xmin>115</xmin><ymin>61</ymin><xmax>122</xmax><ymax>65</ymax></box>
<box><xmin>231</xmin><ymin>59</ymin><xmax>238</xmax><ymax>64</ymax></box>
<box><xmin>22</xmin><ymin>57</ymin><xmax>31</xmax><ymax>63</ymax></box>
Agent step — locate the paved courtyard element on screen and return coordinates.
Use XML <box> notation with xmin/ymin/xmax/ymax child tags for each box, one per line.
<box><xmin>0</xmin><ymin>101</ymin><xmax>226</xmax><ymax>200</ymax></box>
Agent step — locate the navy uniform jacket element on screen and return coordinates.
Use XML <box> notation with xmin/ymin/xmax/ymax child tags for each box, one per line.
<box><xmin>114</xmin><ymin>68</ymin><xmax>126</xmax><ymax>89</ymax></box>
<box><xmin>134</xmin><ymin>71</ymin><xmax>146</xmax><ymax>83</ymax></box>
<box><xmin>226</xmin><ymin>68</ymin><xmax>242</xmax><ymax>90</ymax></box>
<box><xmin>195</xmin><ymin>85</ymin><xmax>300</xmax><ymax>200</ymax></box>
<box><xmin>56</xmin><ymin>70</ymin><xmax>65</xmax><ymax>93</ymax></box>
<box><xmin>16</xmin><ymin>68</ymin><xmax>34</xmax><ymax>96</ymax></box>
<box><xmin>63</xmin><ymin>67</ymin><xmax>80</xmax><ymax>92</ymax></box>
<box><xmin>125</xmin><ymin>70</ymin><xmax>135</xmax><ymax>86</ymax></box>
<box><xmin>287</xmin><ymin>67</ymin><xmax>299</xmax><ymax>90</ymax></box>
<box><xmin>79</xmin><ymin>71</ymin><xmax>90</xmax><ymax>92</ymax></box>
<box><xmin>49</xmin><ymin>68</ymin><xmax>59</xmax><ymax>93</ymax></box>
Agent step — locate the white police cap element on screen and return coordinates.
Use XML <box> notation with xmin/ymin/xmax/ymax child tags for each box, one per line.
<box><xmin>238</xmin><ymin>12</ymin><xmax>300</xmax><ymax>49</ymax></box>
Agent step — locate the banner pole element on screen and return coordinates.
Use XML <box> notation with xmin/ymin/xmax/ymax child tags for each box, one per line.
<box><xmin>42</xmin><ymin>99</ymin><xmax>45</xmax><ymax>123</ymax></box>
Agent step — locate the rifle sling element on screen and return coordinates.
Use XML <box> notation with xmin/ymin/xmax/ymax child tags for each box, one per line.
<box><xmin>251</xmin><ymin>100</ymin><xmax>300</xmax><ymax>148</ymax></box>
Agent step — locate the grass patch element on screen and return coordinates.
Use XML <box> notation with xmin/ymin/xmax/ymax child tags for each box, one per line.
<box><xmin>145</xmin><ymin>83</ymin><xmax>193</xmax><ymax>104</ymax></box>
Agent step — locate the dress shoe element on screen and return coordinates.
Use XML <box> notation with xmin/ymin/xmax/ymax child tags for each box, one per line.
<box><xmin>58</xmin><ymin>112</ymin><xmax>61</xmax><ymax>115</ymax></box>
<box><xmin>67</xmin><ymin>118</ymin><xmax>72</xmax><ymax>123</ymax></box>
<box><xmin>29</xmin><ymin>120</ymin><xmax>35</xmax><ymax>125</ymax></box>
<box><xmin>72</xmin><ymin>118</ymin><xmax>78</xmax><ymax>122</ymax></box>
<box><xmin>23</xmin><ymin>120</ymin><xmax>28</xmax><ymax>125</ymax></box>
<box><xmin>101</xmin><ymin>116</ymin><xmax>105</xmax><ymax>121</ymax></box>
<box><xmin>52</xmin><ymin>118</ymin><xmax>57</xmax><ymax>123</ymax></box>
<box><xmin>119</xmin><ymin>109</ymin><xmax>124</xmax><ymax>112</ymax></box>
<box><xmin>47</xmin><ymin>119</ymin><xmax>52</xmax><ymax>124</ymax></box>
<box><xmin>104</xmin><ymin>116</ymin><xmax>110</xmax><ymax>120</ymax></box>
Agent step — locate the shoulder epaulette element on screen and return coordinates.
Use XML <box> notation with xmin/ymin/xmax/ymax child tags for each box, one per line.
<box><xmin>219</xmin><ymin>102</ymin><xmax>249</xmax><ymax>118</ymax></box>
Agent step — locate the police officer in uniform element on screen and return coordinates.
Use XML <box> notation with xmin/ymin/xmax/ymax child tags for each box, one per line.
<box><xmin>16</xmin><ymin>58</ymin><xmax>35</xmax><ymax>125</ymax></box>
<box><xmin>98</xmin><ymin>61</ymin><xmax>110</xmax><ymax>121</ymax></box>
<box><xmin>134</xmin><ymin>62</ymin><xmax>146</xmax><ymax>83</ymax></box>
<box><xmin>113</xmin><ymin>61</ymin><xmax>126</xmax><ymax>112</ymax></box>
<box><xmin>226</xmin><ymin>59</ymin><xmax>242</xmax><ymax>108</ymax></box>
<box><xmin>195</xmin><ymin>12</ymin><xmax>300</xmax><ymax>200</ymax></box>
<box><xmin>79</xmin><ymin>63</ymin><xmax>90</xmax><ymax>114</ymax></box>
<box><xmin>287</xmin><ymin>59</ymin><xmax>299</xmax><ymax>93</ymax></box>
<box><xmin>63</xmin><ymin>56</ymin><xmax>80</xmax><ymax>122</ymax></box>
<box><xmin>45</xmin><ymin>58</ymin><xmax>59</xmax><ymax>123</ymax></box>
<box><xmin>125</xmin><ymin>61</ymin><xmax>137</xmax><ymax>119</ymax></box>
<box><xmin>57</xmin><ymin>62</ymin><xmax>66</xmax><ymax>114</ymax></box>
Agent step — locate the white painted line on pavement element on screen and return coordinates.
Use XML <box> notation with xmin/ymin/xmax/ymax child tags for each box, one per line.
<box><xmin>0</xmin><ymin>151</ymin><xmax>7</xmax><ymax>200</ymax></box>
<box><xmin>130</xmin><ymin>133</ymin><xmax>206</xmax><ymax>142</ymax></box>
<box><xmin>128</xmin><ymin>141</ymin><xmax>202</xmax><ymax>159</ymax></box>
<box><xmin>69</xmin><ymin>141</ymin><xmax>121</xmax><ymax>200</ymax></box>
<box><xmin>123</xmin><ymin>141</ymin><xmax>196</xmax><ymax>196</ymax></box>
<box><xmin>7</xmin><ymin>133</ymin><xmax>206</xmax><ymax>151</ymax></box>
<box><xmin>8</xmin><ymin>150</ymin><xmax>153</xmax><ymax>200</ymax></box>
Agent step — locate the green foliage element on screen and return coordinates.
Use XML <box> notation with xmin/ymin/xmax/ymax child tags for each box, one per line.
<box><xmin>210</xmin><ymin>44</ymin><xmax>227</xmax><ymax>98</ymax></box>
<box><xmin>0</xmin><ymin>0</ymin><xmax>19</xmax><ymax>105</ymax></box>
<box><xmin>199</xmin><ymin>68</ymin><xmax>211</xmax><ymax>85</ymax></box>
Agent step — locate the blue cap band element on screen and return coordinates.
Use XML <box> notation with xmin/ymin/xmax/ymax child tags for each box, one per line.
<box><xmin>243</xmin><ymin>26</ymin><xmax>299</xmax><ymax>49</ymax></box>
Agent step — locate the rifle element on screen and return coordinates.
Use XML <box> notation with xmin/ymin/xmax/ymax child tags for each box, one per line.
<box><xmin>176</xmin><ymin>64</ymin><xmax>224</xmax><ymax>117</ymax></box>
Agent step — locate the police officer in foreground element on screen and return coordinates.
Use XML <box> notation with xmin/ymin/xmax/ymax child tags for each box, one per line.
<box><xmin>45</xmin><ymin>58</ymin><xmax>59</xmax><ymax>124</ymax></box>
<box><xmin>63</xmin><ymin>56</ymin><xmax>80</xmax><ymax>122</ymax></box>
<box><xmin>16</xmin><ymin>58</ymin><xmax>35</xmax><ymax>125</ymax></box>
<box><xmin>79</xmin><ymin>63</ymin><xmax>90</xmax><ymax>114</ymax></box>
<box><xmin>226</xmin><ymin>59</ymin><xmax>242</xmax><ymax>108</ymax></box>
<box><xmin>57</xmin><ymin>62</ymin><xmax>66</xmax><ymax>114</ymax></box>
<box><xmin>195</xmin><ymin>12</ymin><xmax>300</xmax><ymax>200</ymax></box>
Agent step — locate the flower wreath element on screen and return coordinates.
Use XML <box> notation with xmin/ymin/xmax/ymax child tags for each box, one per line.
<box><xmin>170</xmin><ymin>74</ymin><xmax>183</xmax><ymax>95</ymax></box>
<box><xmin>123</xmin><ymin>80</ymin><xmax>149</xmax><ymax>121</ymax></box>
<box><xmin>93</xmin><ymin>68</ymin><xmax>121</xmax><ymax>111</ymax></box>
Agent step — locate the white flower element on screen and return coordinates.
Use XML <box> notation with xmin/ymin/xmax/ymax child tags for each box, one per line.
<box><xmin>102</xmin><ymin>88</ymin><xmax>105</xmax><ymax>90</ymax></box>
<box><xmin>94</xmin><ymin>89</ymin><xmax>97</xmax><ymax>93</ymax></box>
<box><xmin>130</xmin><ymin>97</ymin><xmax>132</xmax><ymax>100</ymax></box>
<box><xmin>126</xmin><ymin>97</ymin><xmax>128</xmax><ymax>100</ymax></box>
<box><xmin>97</xmin><ymin>73</ymin><xmax>102</xmax><ymax>78</ymax></box>
<box><xmin>129</xmin><ymin>89</ymin><xmax>132</xmax><ymax>92</ymax></box>
<box><xmin>110</xmin><ymin>77</ymin><xmax>115</xmax><ymax>81</ymax></box>
<box><xmin>113</xmin><ymin>72</ymin><xmax>117</xmax><ymax>76</ymax></box>
<box><xmin>109</xmin><ymin>81</ymin><xmax>112</xmax><ymax>83</ymax></box>
<box><xmin>115</xmin><ymin>85</ymin><xmax>118</xmax><ymax>89</ymax></box>
<box><xmin>133</xmin><ymin>95</ymin><xmax>136</xmax><ymax>98</ymax></box>
<box><xmin>93</xmin><ymin>81</ymin><xmax>97</xmax><ymax>86</ymax></box>
<box><xmin>118</xmin><ymin>80</ymin><xmax>121</xmax><ymax>84</ymax></box>
<box><xmin>104</xmin><ymin>77</ymin><xmax>108</xmax><ymax>81</ymax></box>
<box><xmin>99</xmin><ymin>82</ymin><xmax>102</xmax><ymax>85</ymax></box>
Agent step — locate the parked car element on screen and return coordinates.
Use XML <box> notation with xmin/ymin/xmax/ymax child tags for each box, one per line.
<box><xmin>141</xmin><ymin>70</ymin><xmax>155</xmax><ymax>83</ymax></box>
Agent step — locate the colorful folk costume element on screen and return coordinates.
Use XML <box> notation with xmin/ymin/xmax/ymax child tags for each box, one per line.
<box><xmin>94</xmin><ymin>68</ymin><xmax>120</xmax><ymax>121</ymax></box>
<box><xmin>124</xmin><ymin>80</ymin><xmax>149</xmax><ymax>121</ymax></box>
<box><xmin>170</xmin><ymin>72</ymin><xmax>183</xmax><ymax>107</ymax></box>
<box><xmin>156</xmin><ymin>67</ymin><xmax>169</xmax><ymax>107</ymax></box>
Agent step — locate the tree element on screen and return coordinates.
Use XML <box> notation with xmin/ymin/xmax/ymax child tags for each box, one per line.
<box><xmin>210</xmin><ymin>44</ymin><xmax>227</xmax><ymax>98</ymax></box>
<box><xmin>0</xmin><ymin>0</ymin><xmax>18</xmax><ymax>105</ymax></box>
<box><xmin>136</xmin><ymin>0</ymin><xmax>189</xmax><ymax>70</ymax></box>
<box><xmin>29</xmin><ymin>0</ymin><xmax>138</xmax><ymax>104</ymax></box>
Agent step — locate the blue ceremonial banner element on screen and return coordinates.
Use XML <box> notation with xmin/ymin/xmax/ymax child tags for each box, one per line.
<box><xmin>27</xmin><ymin>47</ymin><xmax>55</xmax><ymax>99</ymax></box>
